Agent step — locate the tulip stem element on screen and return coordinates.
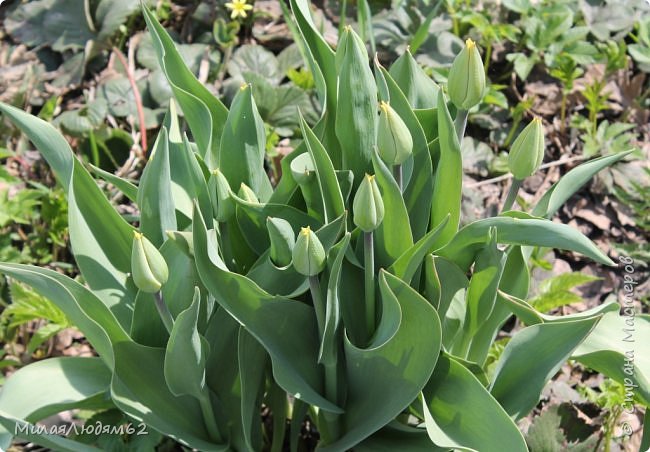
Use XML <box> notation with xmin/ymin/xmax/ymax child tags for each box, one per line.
<box><xmin>309</xmin><ymin>276</ymin><xmax>325</xmax><ymax>339</ymax></box>
<box><xmin>199</xmin><ymin>390</ymin><xmax>224</xmax><ymax>443</ymax></box>
<box><xmin>393</xmin><ymin>164</ymin><xmax>403</xmax><ymax>192</ymax></box>
<box><xmin>454</xmin><ymin>109</ymin><xmax>469</xmax><ymax>141</ymax></box>
<box><xmin>363</xmin><ymin>231</ymin><xmax>375</xmax><ymax>341</ymax></box>
<box><xmin>502</xmin><ymin>178</ymin><xmax>523</xmax><ymax>212</ymax></box>
<box><xmin>154</xmin><ymin>292</ymin><xmax>174</xmax><ymax>334</ymax></box>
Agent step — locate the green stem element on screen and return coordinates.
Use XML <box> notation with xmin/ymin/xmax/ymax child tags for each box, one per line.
<box><xmin>393</xmin><ymin>164</ymin><xmax>403</xmax><ymax>192</ymax></box>
<box><xmin>484</xmin><ymin>42</ymin><xmax>492</xmax><ymax>74</ymax></box>
<box><xmin>88</xmin><ymin>130</ymin><xmax>100</xmax><ymax>167</ymax></box>
<box><xmin>560</xmin><ymin>92</ymin><xmax>567</xmax><ymax>134</ymax></box>
<box><xmin>338</xmin><ymin>0</ymin><xmax>348</xmax><ymax>36</ymax></box>
<box><xmin>502</xmin><ymin>178</ymin><xmax>522</xmax><ymax>212</ymax></box>
<box><xmin>154</xmin><ymin>292</ymin><xmax>174</xmax><ymax>335</ymax></box>
<box><xmin>309</xmin><ymin>275</ymin><xmax>325</xmax><ymax>339</ymax></box>
<box><xmin>504</xmin><ymin>117</ymin><xmax>521</xmax><ymax>148</ymax></box>
<box><xmin>454</xmin><ymin>109</ymin><xmax>469</xmax><ymax>142</ymax></box>
<box><xmin>363</xmin><ymin>231</ymin><xmax>375</xmax><ymax>341</ymax></box>
<box><xmin>199</xmin><ymin>390</ymin><xmax>224</xmax><ymax>444</ymax></box>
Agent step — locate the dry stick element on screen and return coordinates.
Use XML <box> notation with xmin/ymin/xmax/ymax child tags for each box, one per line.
<box><xmin>467</xmin><ymin>155</ymin><xmax>589</xmax><ymax>189</ymax></box>
<box><xmin>113</xmin><ymin>47</ymin><xmax>147</xmax><ymax>157</ymax></box>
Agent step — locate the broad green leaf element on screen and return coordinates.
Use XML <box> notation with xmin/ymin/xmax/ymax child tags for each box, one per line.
<box><xmin>437</xmin><ymin>214</ymin><xmax>614</xmax><ymax>270</ymax></box>
<box><xmin>371</xmin><ymin>152</ymin><xmax>413</xmax><ymax>269</ymax></box>
<box><xmin>246</xmin><ymin>252</ymin><xmax>309</xmax><ymax>297</ymax></box>
<box><xmin>238</xmin><ymin>328</ymin><xmax>268</xmax><ymax>452</ymax></box>
<box><xmin>389</xmin><ymin>51</ymin><xmax>439</xmax><ymax>109</ymax></box>
<box><xmin>573</xmin><ymin>312</ymin><xmax>650</xmax><ymax>406</ymax></box>
<box><xmin>0</xmin><ymin>357</ymin><xmax>112</xmax><ymax>421</ymax></box>
<box><xmin>161</xmin><ymin>238</ymin><xmax>206</xmax><ymax>320</ymax></box>
<box><xmin>142</xmin><ymin>6</ymin><xmax>228</xmax><ymax>166</ymax></box>
<box><xmin>111</xmin><ymin>342</ymin><xmax>225</xmax><ymax>451</ymax></box>
<box><xmin>356</xmin><ymin>0</ymin><xmax>376</xmax><ymax>55</ymax></box>
<box><xmin>1</xmin><ymin>414</ymin><xmax>100</xmax><ymax>452</ymax></box>
<box><xmin>89</xmin><ymin>164</ymin><xmax>138</xmax><ymax>203</ymax></box>
<box><xmin>388</xmin><ymin>215</ymin><xmax>449</xmax><ymax>284</ymax></box>
<box><xmin>192</xmin><ymin>205</ymin><xmax>341</xmax><ymax>413</ymax></box>
<box><xmin>0</xmin><ymin>263</ymin><xmax>130</xmax><ymax>368</ymax></box>
<box><xmin>427</xmin><ymin>256</ymin><xmax>468</xmax><ymax>320</ymax></box>
<box><xmin>218</xmin><ymin>85</ymin><xmax>273</xmax><ymax>201</ymax></box>
<box><xmin>422</xmin><ymin>354</ymin><xmax>527</xmax><ymax>452</ymax></box>
<box><xmin>166</xmin><ymin>102</ymin><xmax>213</xmax><ymax>223</ymax></box>
<box><xmin>319</xmin><ymin>271</ymin><xmax>441</xmax><ymax>451</ymax></box>
<box><xmin>490</xmin><ymin>317</ymin><xmax>601</xmax><ymax>419</ymax></box>
<box><xmin>165</xmin><ymin>288</ymin><xmax>207</xmax><ymax>399</ymax></box>
<box><xmin>355</xmin><ymin>422</ymin><xmax>441</xmax><ymax>451</ymax></box>
<box><xmin>430</xmin><ymin>94</ymin><xmax>462</xmax><ymax>248</ymax></box>
<box><xmin>335</xmin><ymin>27</ymin><xmax>377</xmax><ymax>183</ymax></box>
<box><xmin>377</xmin><ymin>63</ymin><xmax>433</xmax><ymax>241</ymax></box>
<box><xmin>0</xmin><ymin>102</ymin><xmax>136</xmax><ymax>328</ymax></box>
<box><xmin>532</xmin><ymin>151</ymin><xmax>633</xmax><ymax>218</ymax></box>
<box><xmin>300</xmin><ymin>117</ymin><xmax>345</xmax><ymax>223</ymax></box>
<box><xmin>319</xmin><ymin>233</ymin><xmax>351</xmax><ymax>366</ymax></box>
<box><xmin>233</xmin><ymin>195</ymin><xmax>321</xmax><ymax>256</ymax></box>
<box><xmin>138</xmin><ymin>127</ymin><xmax>176</xmax><ymax>246</ymax></box>
<box><xmin>463</xmin><ymin>229</ymin><xmax>506</xmax><ymax>338</ymax></box>
<box><xmin>130</xmin><ymin>291</ymin><xmax>168</xmax><ymax>347</ymax></box>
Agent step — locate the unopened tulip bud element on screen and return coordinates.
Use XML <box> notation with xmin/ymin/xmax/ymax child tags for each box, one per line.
<box><xmin>267</xmin><ymin>217</ymin><xmax>295</xmax><ymax>267</ymax></box>
<box><xmin>209</xmin><ymin>169</ymin><xmax>234</xmax><ymax>222</ymax></box>
<box><xmin>448</xmin><ymin>39</ymin><xmax>486</xmax><ymax>110</ymax></box>
<box><xmin>132</xmin><ymin>232</ymin><xmax>169</xmax><ymax>293</ymax></box>
<box><xmin>377</xmin><ymin>102</ymin><xmax>413</xmax><ymax>166</ymax></box>
<box><xmin>353</xmin><ymin>174</ymin><xmax>384</xmax><ymax>232</ymax></box>
<box><xmin>292</xmin><ymin>226</ymin><xmax>326</xmax><ymax>276</ymax></box>
<box><xmin>508</xmin><ymin>117</ymin><xmax>545</xmax><ymax>179</ymax></box>
<box><xmin>238</xmin><ymin>183</ymin><xmax>259</xmax><ymax>203</ymax></box>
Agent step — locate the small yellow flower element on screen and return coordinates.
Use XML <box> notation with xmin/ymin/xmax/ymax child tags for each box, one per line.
<box><xmin>225</xmin><ymin>0</ymin><xmax>253</xmax><ymax>19</ymax></box>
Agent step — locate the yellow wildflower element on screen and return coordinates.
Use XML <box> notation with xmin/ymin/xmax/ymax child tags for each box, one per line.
<box><xmin>225</xmin><ymin>0</ymin><xmax>253</xmax><ymax>19</ymax></box>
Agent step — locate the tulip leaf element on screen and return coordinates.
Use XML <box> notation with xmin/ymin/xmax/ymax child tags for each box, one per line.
<box><xmin>430</xmin><ymin>94</ymin><xmax>462</xmax><ymax>248</ymax></box>
<box><xmin>319</xmin><ymin>271</ymin><xmax>441</xmax><ymax>451</ymax></box>
<box><xmin>218</xmin><ymin>85</ymin><xmax>273</xmax><ymax>201</ymax></box>
<box><xmin>165</xmin><ymin>288</ymin><xmax>208</xmax><ymax>399</ymax></box>
<box><xmin>438</xmin><ymin>214</ymin><xmax>614</xmax><ymax>270</ymax></box>
<box><xmin>422</xmin><ymin>354</ymin><xmax>527</xmax><ymax>452</ymax></box>
<box><xmin>1</xmin><ymin>413</ymin><xmax>99</xmax><ymax>452</ymax></box>
<box><xmin>371</xmin><ymin>152</ymin><xmax>413</xmax><ymax>269</ymax></box>
<box><xmin>192</xmin><ymin>205</ymin><xmax>342</xmax><ymax>413</ymax></box>
<box><xmin>0</xmin><ymin>102</ymin><xmax>136</xmax><ymax>329</ymax></box>
<box><xmin>0</xmin><ymin>263</ymin><xmax>130</xmax><ymax>369</ymax></box>
<box><xmin>142</xmin><ymin>6</ymin><xmax>227</xmax><ymax>167</ymax></box>
<box><xmin>335</xmin><ymin>28</ymin><xmax>377</xmax><ymax>183</ymax></box>
<box><xmin>355</xmin><ymin>422</ymin><xmax>441</xmax><ymax>451</ymax></box>
<box><xmin>112</xmin><ymin>341</ymin><xmax>226</xmax><ymax>450</ymax></box>
<box><xmin>238</xmin><ymin>327</ymin><xmax>268</xmax><ymax>451</ymax></box>
<box><xmin>533</xmin><ymin>151</ymin><xmax>633</xmax><ymax>218</ymax></box>
<box><xmin>89</xmin><ymin>164</ymin><xmax>138</xmax><ymax>203</ymax></box>
<box><xmin>138</xmin><ymin>127</ymin><xmax>176</xmax><ymax>246</ymax></box>
<box><xmin>300</xmin><ymin>116</ymin><xmax>345</xmax><ymax>223</ymax></box>
<box><xmin>572</xmin><ymin>311</ymin><xmax>650</xmax><ymax>406</ymax></box>
<box><xmin>490</xmin><ymin>316</ymin><xmax>601</xmax><ymax>419</ymax></box>
<box><xmin>130</xmin><ymin>290</ymin><xmax>168</xmax><ymax>347</ymax></box>
<box><xmin>388</xmin><ymin>215</ymin><xmax>449</xmax><ymax>284</ymax></box>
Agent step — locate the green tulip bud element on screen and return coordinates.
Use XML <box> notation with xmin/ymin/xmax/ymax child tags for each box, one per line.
<box><xmin>131</xmin><ymin>231</ymin><xmax>169</xmax><ymax>293</ymax></box>
<box><xmin>238</xmin><ymin>183</ymin><xmax>259</xmax><ymax>203</ymax></box>
<box><xmin>508</xmin><ymin>117</ymin><xmax>545</xmax><ymax>179</ymax></box>
<box><xmin>377</xmin><ymin>101</ymin><xmax>413</xmax><ymax>166</ymax></box>
<box><xmin>209</xmin><ymin>168</ymin><xmax>235</xmax><ymax>222</ymax></box>
<box><xmin>292</xmin><ymin>226</ymin><xmax>326</xmax><ymax>276</ymax></box>
<box><xmin>353</xmin><ymin>174</ymin><xmax>384</xmax><ymax>232</ymax></box>
<box><xmin>448</xmin><ymin>39</ymin><xmax>486</xmax><ymax>110</ymax></box>
<box><xmin>267</xmin><ymin>217</ymin><xmax>295</xmax><ymax>267</ymax></box>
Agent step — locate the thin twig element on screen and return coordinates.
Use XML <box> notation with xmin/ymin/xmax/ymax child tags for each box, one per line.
<box><xmin>467</xmin><ymin>155</ymin><xmax>589</xmax><ymax>188</ymax></box>
<box><xmin>112</xmin><ymin>46</ymin><xmax>147</xmax><ymax>158</ymax></box>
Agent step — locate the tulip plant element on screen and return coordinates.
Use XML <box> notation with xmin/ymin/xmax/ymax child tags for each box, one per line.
<box><xmin>0</xmin><ymin>2</ymin><xmax>648</xmax><ymax>451</ymax></box>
